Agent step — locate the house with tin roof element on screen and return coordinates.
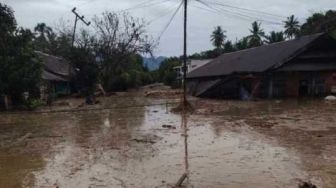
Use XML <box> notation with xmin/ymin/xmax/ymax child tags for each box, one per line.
<box><xmin>187</xmin><ymin>33</ymin><xmax>336</xmax><ymax>99</ymax></box>
<box><xmin>36</xmin><ymin>51</ymin><xmax>73</xmax><ymax>100</ymax></box>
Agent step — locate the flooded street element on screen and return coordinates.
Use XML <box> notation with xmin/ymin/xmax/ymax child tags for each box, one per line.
<box><xmin>1</xmin><ymin>93</ymin><xmax>336</xmax><ymax>187</ymax></box>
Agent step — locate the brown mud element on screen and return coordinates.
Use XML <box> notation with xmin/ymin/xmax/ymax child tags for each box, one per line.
<box><xmin>0</xmin><ymin>93</ymin><xmax>335</xmax><ymax>187</ymax></box>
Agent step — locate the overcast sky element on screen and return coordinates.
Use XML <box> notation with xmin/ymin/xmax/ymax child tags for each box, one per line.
<box><xmin>3</xmin><ymin>0</ymin><xmax>336</xmax><ymax>56</ymax></box>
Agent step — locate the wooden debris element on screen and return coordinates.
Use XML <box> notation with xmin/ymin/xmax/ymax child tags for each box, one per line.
<box><xmin>298</xmin><ymin>181</ymin><xmax>317</xmax><ymax>188</ymax></box>
<box><xmin>162</xmin><ymin>124</ymin><xmax>177</xmax><ymax>129</ymax></box>
<box><xmin>175</xmin><ymin>173</ymin><xmax>187</xmax><ymax>187</ymax></box>
<box><xmin>131</xmin><ymin>138</ymin><xmax>156</xmax><ymax>144</ymax></box>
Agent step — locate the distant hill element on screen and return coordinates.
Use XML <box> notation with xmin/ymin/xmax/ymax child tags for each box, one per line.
<box><xmin>143</xmin><ymin>56</ymin><xmax>166</xmax><ymax>71</ymax></box>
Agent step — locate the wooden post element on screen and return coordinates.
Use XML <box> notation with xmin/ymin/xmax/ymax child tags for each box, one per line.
<box><xmin>268</xmin><ymin>77</ymin><xmax>273</xmax><ymax>99</ymax></box>
<box><xmin>4</xmin><ymin>95</ymin><xmax>9</xmax><ymax>110</ymax></box>
<box><xmin>182</xmin><ymin>0</ymin><xmax>188</xmax><ymax>106</ymax></box>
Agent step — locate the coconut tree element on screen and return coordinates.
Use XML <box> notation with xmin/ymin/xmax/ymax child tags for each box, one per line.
<box><xmin>34</xmin><ymin>23</ymin><xmax>52</xmax><ymax>40</ymax></box>
<box><xmin>284</xmin><ymin>15</ymin><xmax>300</xmax><ymax>39</ymax></box>
<box><xmin>224</xmin><ymin>40</ymin><xmax>234</xmax><ymax>52</ymax></box>
<box><xmin>34</xmin><ymin>23</ymin><xmax>54</xmax><ymax>52</ymax></box>
<box><xmin>235</xmin><ymin>37</ymin><xmax>249</xmax><ymax>50</ymax></box>
<box><xmin>265</xmin><ymin>31</ymin><xmax>285</xmax><ymax>44</ymax></box>
<box><xmin>210</xmin><ymin>26</ymin><xmax>226</xmax><ymax>50</ymax></box>
<box><xmin>247</xmin><ymin>21</ymin><xmax>265</xmax><ymax>47</ymax></box>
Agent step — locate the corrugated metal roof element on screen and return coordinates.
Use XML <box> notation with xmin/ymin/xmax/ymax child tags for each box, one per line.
<box><xmin>188</xmin><ymin>59</ymin><xmax>213</xmax><ymax>73</ymax></box>
<box><xmin>187</xmin><ymin>33</ymin><xmax>325</xmax><ymax>79</ymax></box>
<box><xmin>277</xmin><ymin>62</ymin><xmax>336</xmax><ymax>72</ymax></box>
<box><xmin>42</xmin><ymin>70</ymin><xmax>68</xmax><ymax>81</ymax></box>
<box><xmin>36</xmin><ymin>51</ymin><xmax>71</xmax><ymax>77</ymax></box>
<box><xmin>36</xmin><ymin>51</ymin><xmax>71</xmax><ymax>82</ymax></box>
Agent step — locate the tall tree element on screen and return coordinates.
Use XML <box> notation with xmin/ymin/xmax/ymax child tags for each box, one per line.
<box><xmin>34</xmin><ymin>23</ymin><xmax>54</xmax><ymax>52</ymax></box>
<box><xmin>34</xmin><ymin>23</ymin><xmax>52</xmax><ymax>39</ymax></box>
<box><xmin>248</xmin><ymin>21</ymin><xmax>265</xmax><ymax>47</ymax></box>
<box><xmin>211</xmin><ymin>26</ymin><xmax>226</xmax><ymax>50</ymax></box>
<box><xmin>235</xmin><ymin>37</ymin><xmax>249</xmax><ymax>50</ymax></box>
<box><xmin>265</xmin><ymin>31</ymin><xmax>285</xmax><ymax>44</ymax></box>
<box><xmin>223</xmin><ymin>40</ymin><xmax>234</xmax><ymax>52</ymax></box>
<box><xmin>284</xmin><ymin>15</ymin><xmax>300</xmax><ymax>39</ymax></box>
<box><xmin>92</xmin><ymin>12</ymin><xmax>154</xmax><ymax>91</ymax></box>
<box><xmin>0</xmin><ymin>3</ymin><xmax>42</xmax><ymax>105</ymax></box>
<box><xmin>301</xmin><ymin>10</ymin><xmax>336</xmax><ymax>35</ymax></box>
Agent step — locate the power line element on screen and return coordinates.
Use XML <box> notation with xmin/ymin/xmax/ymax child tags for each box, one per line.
<box><xmin>190</xmin><ymin>3</ymin><xmax>220</xmax><ymax>14</ymax></box>
<box><xmin>155</xmin><ymin>0</ymin><xmax>184</xmax><ymax>42</ymax></box>
<box><xmin>148</xmin><ymin>1</ymin><xmax>181</xmax><ymax>24</ymax></box>
<box><xmin>117</xmin><ymin>0</ymin><xmax>172</xmax><ymax>13</ymax></box>
<box><xmin>118</xmin><ymin>0</ymin><xmax>158</xmax><ymax>11</ymax></box>
<box><xmin>195</xmin><ymin>0</ymin><xmax>284</xmax><ymax>25</ymax></box>
<box><xmin>195</xmin><ymin>0</ymin><xmax>254</xmax><ymax>21</ymax></box>
<box><xmin>207</xmin><ymin>0</ymin><xmax>286</xmax><ymax>19</ymax></box>
<box><xmin>193</xmin><ymin>0</ymin><xmax>256</xmax><ymax>22</ymax></box>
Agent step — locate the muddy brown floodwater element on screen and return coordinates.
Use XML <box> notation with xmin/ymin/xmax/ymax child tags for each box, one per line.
<box><xmin>0</xmin><ymin>93</ymin><xmax>336</xmax><ymax>188</ymax></box>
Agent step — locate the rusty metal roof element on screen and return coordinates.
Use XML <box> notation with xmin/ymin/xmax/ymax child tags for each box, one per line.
<box><xmin>187</xmin><ymin>33</ymin><xmax>325</xmax><ymax>79</ymax></box>
<box><xmin>36</xmin><ymin>51</ymin><xmax>71</xmax><ymax>82</ymax></box>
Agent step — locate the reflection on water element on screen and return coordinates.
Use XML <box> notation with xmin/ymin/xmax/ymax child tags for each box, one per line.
<box><xmin>0</xmin><ymin>96</ymin><xmax>335</xmax><ymax>187</ymax></box>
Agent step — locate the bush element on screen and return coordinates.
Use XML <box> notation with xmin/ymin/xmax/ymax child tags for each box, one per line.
<box><xmin>25</xmin><ymin>99</ymin><xmax>41</xmax><ymax>110</ymax></box>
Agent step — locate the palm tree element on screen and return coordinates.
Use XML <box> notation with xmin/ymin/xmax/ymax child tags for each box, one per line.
<box><xmin>265</xmin><ymin>31</ymin><xmax>285</xmax><ymax>44</ymax></box>
<box><xmin>224</xmin><ymin>40</ymin><xmax>234</xmax><ymax>52</ymax></box>
<box><xmin>34</xmin><ymin>23</ymin><xmax>52</xmax><ymax>40</ymax></box>
<box><xmin>284</xmin><ymin>15</ymin><xmax>300</xmax><ymax>39</ymax></box>
<box><xmin>235</xmin><ymin>37</ymin><xmax>249</xmax><ymax>50</ymax></box>
<box><xmin>248</xmin><ymin>21</ymin><xmax>265</xmax><ymax>47</ymax></box>
<box><xmin>211</xmin><ymin>26</ymin><xmax>226</xmax><ymax>50</ymax></box>
<box><xmin>34</xmin><ymin>23</ymin><xmax>53</xmax><ymax>52</ymax></box>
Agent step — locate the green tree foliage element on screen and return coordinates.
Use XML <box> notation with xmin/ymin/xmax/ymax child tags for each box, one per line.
<box><xmin>0</xmin><ymin>2</ymin><xmax>16</xmax><ymax>36</ymax></box>
<box><xmin>34</xmin><ymin>23</ymin><xmax>53</xmax><ymax>51</ymax></box>
<box><xmin>29</xmin><ymin>13</ymin><xmax>155</xmax><ymax>94</ymax></box>
<box><xmin>69</xmin><ymin>47</ymin><xmax>99</xmax><ymax>97</ymax></box>
<box><xmin>248</xmin><ymin>21</ymin><xmax>265</xmax><ymax>47</ymax></box>
<box><xmin>224</xmin><ymin>40</ymin><xmax>234</xmax><ymax>52</ymax></box>
<box><xmin>157</xmin><ymin>57</ymin><xmax>181</xmax><ymax>87</ymax></box>
<box><xmin>0</xmin><ymin>3</ymin><xmax>42</xmax><ymax>104</ymax></box>
<box><xmin>301</xmin><ymin>10</ymin><xmax>336</xmax><ymax>35</ymax></box>
<box><xmin>33</xmin><ymin>22</ymin><xmax>70</xmax><ymax>55</ymax></box>
<box><xmin>211</xmin><ymin>26</ymin><xmax>226</xmax><ymax>50</ymax></box>
<box><xmin>175</xmin><ymin>10</ymin><xmax>336</xmax><ymax>75</ymax></box>
<box><xmin>265</xmin><ymin>31</ymin><xmax>285</xmax><ymax>44</ymax></box>
<box><xmin>234</xmin><ymin>37</ymin><xmax>249</xmax><ymax>50</ymax></box>
<box><xmin>284</xmin><ymin>15</ymin><xmax>300</xmax><ymax>39</ymax></box>
<box><xmin>92</xmin><ymin>12</ymin><xmax>154</xmax><ymax>91</ymax></box>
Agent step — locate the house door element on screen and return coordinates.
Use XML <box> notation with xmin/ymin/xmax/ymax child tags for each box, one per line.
<box><xmin>299</xmin><ymin>80</ymin><xmax>309</xmax><ymax>97</ymax></box>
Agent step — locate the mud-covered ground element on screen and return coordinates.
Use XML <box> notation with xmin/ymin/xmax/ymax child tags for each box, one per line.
<box><xmin>0</xmin><ymin>90</ymin><xmax>336</xmax><ymax>188</ymax></box>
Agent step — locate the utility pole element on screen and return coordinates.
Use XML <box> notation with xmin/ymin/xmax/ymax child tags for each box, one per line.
<box><xmin>183</xmin><ymin>0</ymin><xmax>188</xmax><ymax>106</ymax></box>
<box><xmin>71</xmin><ymin>7</ymin><xmax>91</xmax><ymax>47</ymax></box>
<box><xmin>68</xmin><ymin>7</ymin><xmax>91</xmax><ymax>94</ymax></box>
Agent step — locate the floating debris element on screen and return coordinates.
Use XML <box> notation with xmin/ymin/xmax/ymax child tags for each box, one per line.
<box><xmin>298</xmin><ymin>181</ymin><xmax>317</xmax><ymax>188</ymax></box>
<box><xmin>162</xmin><ymin>124</ymin><xmax>177</xmax><ymax>129</ymax></box>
